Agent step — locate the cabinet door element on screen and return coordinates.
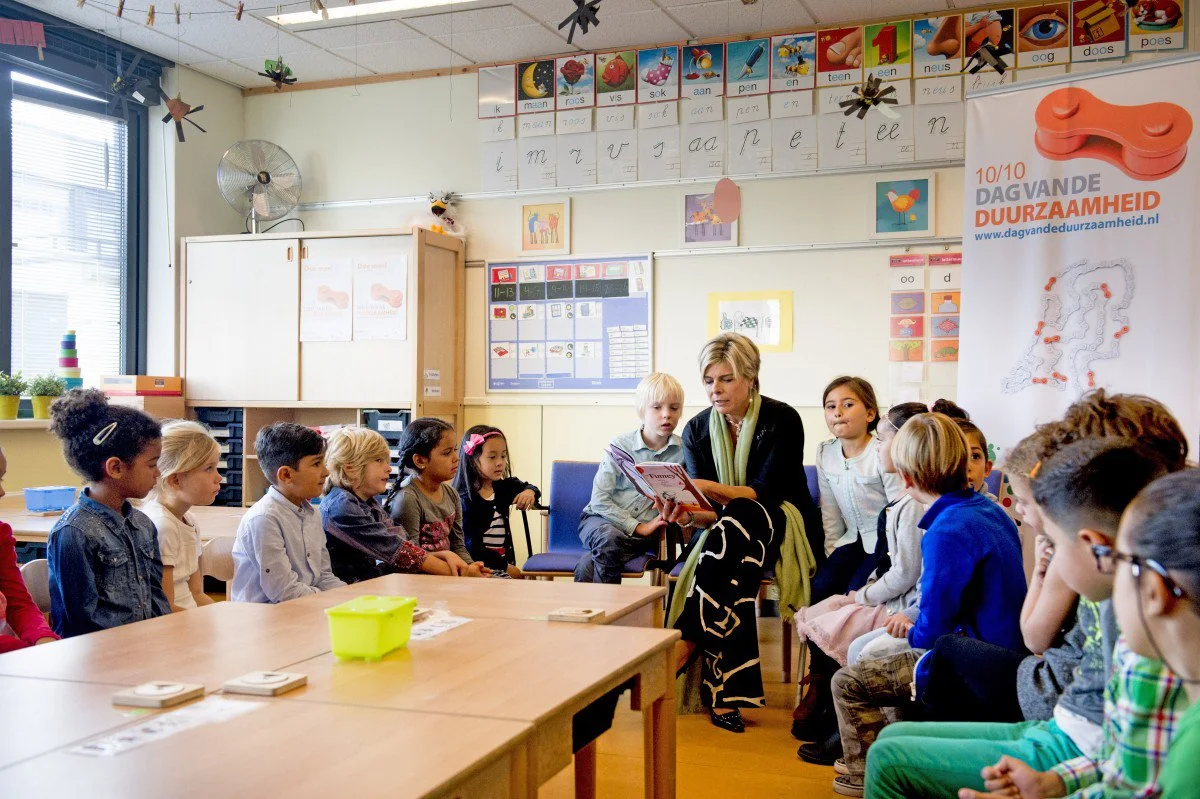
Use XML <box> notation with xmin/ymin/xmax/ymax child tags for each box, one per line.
<box><xmin>185</xmin><ymin>239</ymin><xmax>300</xmax><ymax>402</ymax></box>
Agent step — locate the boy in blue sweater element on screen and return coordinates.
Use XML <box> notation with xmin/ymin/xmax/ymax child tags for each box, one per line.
<box><xmin>819</xmin><ymin>412</ymin><xmax>1026</xmax><ymax>797</ymax></box>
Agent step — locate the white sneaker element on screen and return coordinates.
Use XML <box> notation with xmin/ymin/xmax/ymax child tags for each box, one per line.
<box><xmin>834</xmin><ymin>758</ymin><xmax>849</xmax><ymax>775</ymax></box>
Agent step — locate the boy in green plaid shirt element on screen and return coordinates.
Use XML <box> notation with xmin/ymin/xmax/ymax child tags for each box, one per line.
<box><xmin>956</xmin><ymin>439</ymin><xmax>1186</xmax><ymax>799</ymax></box>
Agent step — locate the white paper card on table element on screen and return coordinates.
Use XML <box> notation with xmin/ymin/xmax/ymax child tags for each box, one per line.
<box><xmin>639</xmin><ymin>101</ymin><xmax>678</xmax><ymax>129</ymax></box>
<box><xmin>914</xmin><ymin>102</ymin><xmax>965</xmax><ymax>162</ymax></box>
<box><xmin>299</xmin><ymin>257</ymin><xmax>352</xmax><ymax>342</ymax></box>
<box><xmin>817</xmin><ymin>114</ymin><xmax>866</xmax><ymax>169</ymax></box>
<box><xmin>75</xmin><ymin>697</ymin><xmax>262</xmax><ymax>758</ymax></box>
<box><xmin>409</xmin><ymin>611</ymin><xmax>471</xmax><ymax>641</ymax></box>
<box><xmin>865</xmin><ymin>105</ymin><xmax>915</xmax><ymax>165</ymax></box>
<box><xmin>726</xmin><ymin>95</ymin><xmax>769</xmax><ymax>124</ymax></box>
<box><xmin>480</xmin><ymin>116</ymin><xmax>514</xmax><ymax>142</ymax></box>
<box><xmin>353</xmin><ymin>254</ymin><xmax>408</xmax><ymax>341</ymax></box>
<box><xmin>681</xmin><ymin>97</ymin><xmax>722</xmax><ymax>124</ymax></box>
<box><xmin>113</xmin><ymin>681</ymin><xmax>205</xmax><ymax>709</ymax></box>
<box><xmin>557</xmin><ymin>108</ymin><xmax>592</xmax><ymax>134</ymax></box>
<box><xmin>480</xmin><ymin>139</ymin><xmax>517</xmax><ymax>193</ymax></box>
<box><xmin>681</xmin><ymin>121</ymin><xmax>724</xmax><ymax>178</ymax></box>
<box><xmin>556</xmin><ymin>132</ymin><xmax>597</xmax><ymax>186</ymax></box>
<box><xmin>638</xmin><ymin>125</ymin><xmax>680</xmax><ymax>181</ymax></box>
<box><xmin>516</xmin><ymin>135</ymin><xmax>557</xmax><ymax>189</ymax></box>
<box><xmin>477</xmin><ymin>65</ymin><xmax>516</xmax><ymax>119</ymax></box>
<box><xmin>548</xmin><ymin>606</ymin><xmax>606</xmax><ymax>623</ymax></box>
<box><xmin>597</xmin><ymin>130</ymin><xmax>638</xmax><ymax>183</ymax></box>
<box><xmin>728</xmin><ymin>120</ymin><xmax>772</xmax><ymax>175</ymax></box>
<box><xmin>770</xmin><ymin>90</ymin><xmax>813</xmax><ymax>118</ymax></box>
<box><xmin>889</xmin><ymin>267</ymin><xmax>926</xmax><ymax>290</ymax></box>
<box><xmin>222</xmin><ymin>671</ymin><xmax>307</xmax><ymax>697</ymax></box>
<box><xmin>914</xmin><ymin>75</ymin><xmax>962</xmax><ymax>105</ymax></box>
<box><xmin>771</xmin><ymin>115</ymin><xmax>817</xmax><ymax>173</ymax></box>
<box><xmin>595</xmin><ymin>105</ymin><xmax>634</xmax><ymax>131</ymax></box>
<box><xmin>929</xmin><ymin>265</ymin><xmax>961</xmax><ymax>290</ymax></box>
<box><xmin>517</xmin><ymin>112</ymin><xmax>555</xmax><ymax>138</ymax></box>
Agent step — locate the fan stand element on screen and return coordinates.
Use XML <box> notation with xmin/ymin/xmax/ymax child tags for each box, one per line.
<box><xmin>248</xmin><ymin>207</ymin><xmax>260</xmax><ymax>235</ymax></box>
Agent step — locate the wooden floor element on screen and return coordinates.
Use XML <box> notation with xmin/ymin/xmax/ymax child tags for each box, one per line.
<box><xmin>541</xmin><ymin>617</ymin><xmax>840</xmax><ymax>798</ymax></box>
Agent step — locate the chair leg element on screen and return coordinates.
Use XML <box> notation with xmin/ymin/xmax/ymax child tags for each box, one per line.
<box><xmin>781</xmin><ymin>619</ymin><xmax>793</xmax><ymax>684</ymax></box>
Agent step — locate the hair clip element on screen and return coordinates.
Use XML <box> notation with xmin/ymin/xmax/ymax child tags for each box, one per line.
<box><xmin>92</xmin><ymin>422</ymin><xmax>118</xmax><ymax>446</ymax></box>
<box><xmin>462</xmin><ymin>431</ymin><xmax>501</xmax><ymax>456</ymax></box>
<box><xmin>1029</xmin><ymin>460</ymin><xmax>1043</xmax><ymax>479</ymax></box>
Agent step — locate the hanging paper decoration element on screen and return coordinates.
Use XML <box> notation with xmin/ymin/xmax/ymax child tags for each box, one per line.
<box><xmin>559</xmin><ymin>0</ymin><xmax>602</xmax><ymax>46</ymax></box>
<box><xmin>967</xmin><ymin>40</ymin><xmax>1010</xmax><ymax>74</ymax></box>
<box><xmin>117</xmin><ymin>0</ymin><xmax>125</xmax><ymax>17</ymax></box>
<box><xmin>76</xmin><ymin>0</ymin><xmax>86</xmax><ymax>7</ymax></box>
<box><xmin>309</xmin><ymin>0</ymin><xmax>328</xmax><ymax>21</ymax></box>
<box><xmin>0</xmin><ymin>18</ymin><xmax>45</xmax><ymax>60</ymax></box>
<box><xmin>235</xmin><ymin>2</ymin><xmax>244</xmax><ymax>19</ymax></box>
<box><xmin>174</xmin><ymin>3</ymin><xmax>180</xmax><ymax>24</ymax></box>
<box><xmin>146</xmin><ymin>5</ymin><xmax>155</xmax><ymax>26</ymax></box>
<box><xmin>839</xmin><ymin>74</ymin><xmax>899</xmax><ymax>119</ymax></box>
<box><xmin>259</xmin><ymin>57</ymin><xmax>297</xmax><ymax>90</ymax></box>
<box><xmin>160</xmin><ymin>89</ymin><xmax>206</xmax><ymax>142</ymax></box>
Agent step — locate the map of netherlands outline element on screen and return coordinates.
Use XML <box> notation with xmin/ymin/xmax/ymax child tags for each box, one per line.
<box><xmin>1001</xmin><ymin>257</ymin><xmax>1135</xmax><ymax>395</ymax></box>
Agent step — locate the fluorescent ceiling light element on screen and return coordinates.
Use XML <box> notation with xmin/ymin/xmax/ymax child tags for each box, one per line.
<box><xmin>268</xmin><ymin>0</ymin><xmax>481</xmax><ymax>25</ymax></box>
<box><xmin>12</xmin><ymin>71</ymin><xmax>106</xmax><ymax>103</ymax></box>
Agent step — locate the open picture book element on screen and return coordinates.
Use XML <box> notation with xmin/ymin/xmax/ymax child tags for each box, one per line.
<box><xmin>605</xmin><ymin>444</ymin><xmax>713</xmax><ymax>513</ymax></box>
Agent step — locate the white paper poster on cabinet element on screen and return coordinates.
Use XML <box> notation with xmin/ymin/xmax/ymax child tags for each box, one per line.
<box><xmin>353</xmin><ymin>255</ymin><xmax>408</xmax><ymax>341</ymax></box>
<box><xmin>300</xmin><ymin>258</ymin><xmax>352</xmax><ymax>342</ymax></box>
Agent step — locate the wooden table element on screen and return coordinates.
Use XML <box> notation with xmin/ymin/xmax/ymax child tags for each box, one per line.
<box><xmin>0</xmin><ymin>693</ymin><xmax>535</xmax><ymax>798</ymax></box>
<box><xmin>278</xmin><ymin>615</ymin><xmax>678</xmax><ymax>798</ymax></box>
<box><xmin>290</xmin><ymin>572</ymin><xmax>667</xmax><ymax>627</ymax></box>
<box><xmin>0</xmin><ymin>602</ymin><xmax>332</xmax><ymax>689</ymax></box>
<box><xmin>1</xmin><ymin>492</ymin><xmax>245</xmax><ymax>544</ymax></box>
<box><xmin>0</xmin><ymin>675</ymin><xmax>160</xmax><ymax>771</ymax></box>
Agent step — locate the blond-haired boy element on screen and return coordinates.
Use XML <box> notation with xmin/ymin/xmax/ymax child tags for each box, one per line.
<box><xmin>574</xmin><ymin>373</ymin><xmax>686</xmax><ymax>584</ymax></box>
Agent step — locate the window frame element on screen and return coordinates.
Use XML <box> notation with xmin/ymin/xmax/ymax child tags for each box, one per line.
<box><xmin>0</xmin><ymin>4</ymin><xmax>167</xmax><ymax>378</ymax></box>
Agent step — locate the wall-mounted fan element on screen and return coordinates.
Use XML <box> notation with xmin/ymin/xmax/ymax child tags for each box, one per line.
<box><xmin>217</xmin><ymin>140</ymin><xmax>302</xmax><ymax>233</ymax></box>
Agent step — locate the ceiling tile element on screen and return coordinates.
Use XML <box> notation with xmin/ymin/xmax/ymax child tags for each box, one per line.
<box><xmin>172</xmin><ymin>14</ymin><xmax>316</xmax><ymax>59</ymax></box>
<box><xmin>332</xmin><ymin>38</ymin><xmax>461</xmax><ymax>74</ymax></box>
<box><xmin>405</xmin><ymin>5</ymin><xmax>533</xmax><ymax>36</ymax></box>
<box><xmin>186</xmin><ymin>59</ymin><xmax>264</xmax><ymax>88</ymax></box>
<box><xmin>669</xmin><ymin>0</ymin><xmax>814</xmax><ymax>38</ymax></box>
<box><xmin>558</xmin><ymin>9</ymin><xmax>687</xmax><ymax>50</ymax></box>
<box><xmin>437</xmin><ymin>25</ymin><xmax>576</xmax><ymax>63</ymax></box>
<box><xmin>233</xmin><ymin>48</ymin><xmax>370</xmax><ymax>83</ymax></box>
<box><xmin>291</xmin><ymin>20</ymin><xmax>426</xmax><ymax>49</ymax></box>
<box><xmin>805</xmin><ymin>0</ymin><xmax>952</xmax><ymax>25</ymax></box>
<box><xmin>513</xmin><ymin>0</ymin><xmax>656</xmax><ymax>24</ymax></box>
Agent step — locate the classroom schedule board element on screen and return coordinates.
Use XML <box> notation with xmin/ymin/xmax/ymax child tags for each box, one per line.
<box><xmin>487</xmin><ymin>255</ymin><xmax>652</xmax><ymax>391</ymax></box>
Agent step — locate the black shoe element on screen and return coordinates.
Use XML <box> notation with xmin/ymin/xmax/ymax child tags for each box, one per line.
<box><xmin>797</xmin><ymin>730</ymin><xmax>842</xmax><ymax>765</ymax></box>
<box><xmin>790</xmin><ymin>704</ymin><xmax>836</xmax><ymax>742</ymax></box>
<box><xmin>709</xmin><ymin>709</ymin><xmax>745</xmax><ymax>733</ymax></box>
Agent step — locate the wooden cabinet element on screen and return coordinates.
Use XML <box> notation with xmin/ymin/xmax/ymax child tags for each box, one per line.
<box><xmin>179</xmin><ymin>229</ymin><xmax>464</xmax><ymax>418</ymax></box>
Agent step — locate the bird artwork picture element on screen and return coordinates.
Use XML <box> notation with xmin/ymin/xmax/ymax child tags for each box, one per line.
<box><xmin>159</xmin><ymin>89</ymin><xmax>206</xmax><ymax>142</ymax></box>
<box><xmin>886</xmin><ymin>187</ymin><xmax>921</xmax><ymax>225</ymax></box>
<box><xmin>259</xmin><ymin>57</ymin><xmax>297</xmax><ymax>91</ymax></box>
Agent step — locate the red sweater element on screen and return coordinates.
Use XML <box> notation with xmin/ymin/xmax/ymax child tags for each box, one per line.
<box><xmin>0</xmin><ymin>521</ymin><xmax>58</xmax><ymax>653</ymax></box>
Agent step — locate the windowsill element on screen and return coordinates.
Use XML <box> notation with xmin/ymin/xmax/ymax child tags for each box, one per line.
<box><xmin>0</xmin><ymin>419</ymin><xmax>51</xmax><ymax>430</ymax></box>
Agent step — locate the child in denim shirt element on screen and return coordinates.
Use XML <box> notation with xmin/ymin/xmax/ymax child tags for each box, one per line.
<box><xmin>47</xmin><ymin>389</ymin><xmax>171</xmax><ymax>637</ymax></box>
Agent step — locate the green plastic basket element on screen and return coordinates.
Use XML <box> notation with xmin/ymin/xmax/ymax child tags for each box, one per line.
<box><xmin>325</xmin><ymin>595</ymin><xmax>417</xmax><ymax>660</ymax></box>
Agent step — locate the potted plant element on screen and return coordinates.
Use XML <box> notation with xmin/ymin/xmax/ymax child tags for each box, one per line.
<box><xmin>28</xmin><ymin>375</ymin><xmax>66</xmax><ymax>420</ymax></box>
<box><xmin>0</xmin><ymin>372</ymin><xmax>27</xmax><ymax>420</ymax></box>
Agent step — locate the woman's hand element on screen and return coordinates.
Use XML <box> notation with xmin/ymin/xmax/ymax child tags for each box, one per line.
<box><xmin>513</xmin><ymin>489</ymin><xmax>537</xmax><ymax>511</ymax></box>
<box><xmin>884</xmin><ymin>613</ymin><xmax>914</xmax><ymax>639</ymax></box>
<box><xmin>692</xmin><ymin>479</ymin><xmax>755</xmax><ymax>505</ymax></box>
<box><xmin>957</xmin><ymin>756</ymin><xmax>1066</xmax><ymax>799</ymax></box>
<box><xmin>653</xmin><ymin>496</ymin><xmax>716</xmax><ymax>529</ymax></box>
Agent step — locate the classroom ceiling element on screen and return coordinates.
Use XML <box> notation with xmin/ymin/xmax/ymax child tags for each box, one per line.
<box><xmin>30</xmin><ymin>0</ymin><xmax>1006</xmax><ymax>90</ymax></box>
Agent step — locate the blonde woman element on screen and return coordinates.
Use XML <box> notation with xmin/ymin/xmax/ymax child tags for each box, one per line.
<box><xmin>320</xmin><ymin>426</ymin><xmax>460</xmax><ymax>582</ymax></box>
<box><xmin>142</xmin><ymin>421</ymin><xmax>223</xmax><ymax>611</ymax></box>
<box><xmin>659</xmin><ymin>332</ymin><xmax>821</xmax><ymax>733</ymax></box>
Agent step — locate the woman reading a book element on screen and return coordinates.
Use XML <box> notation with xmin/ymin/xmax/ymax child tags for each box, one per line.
<box><xmin>657</xmin><ymin>332</ymin><xmax>821</xmax><ymax>733</ymax></box>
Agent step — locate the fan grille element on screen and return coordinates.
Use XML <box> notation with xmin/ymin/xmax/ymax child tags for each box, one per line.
<box><xmin>217</xmin><ymin>139</ymin><xmax>302</xmax><ymax>223</ymax></box>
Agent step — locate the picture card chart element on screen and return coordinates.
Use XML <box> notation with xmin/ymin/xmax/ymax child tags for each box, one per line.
<box><xmin>487</xmin><ymin>255</ymin><xmax>653</xmax><ymax>391</ymax></box>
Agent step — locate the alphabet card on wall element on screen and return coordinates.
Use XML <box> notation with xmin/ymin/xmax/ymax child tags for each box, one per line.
<box><xmin>771</xmin><ymin>33</ymin><xmax>816</xmax><ymax>93</ymax></box>
<box><xmin>914</xmin><ymin>102</ymin><xmax>965</xmax><ymax>161</ymax></box>
<box><xmin>963</xmin><ymin>9</ymin><xmax>1016</xmax><ymax>73</ymax></box>
<box><xmin>597</xmin><ymin>50</ymin><xmax>637</xmax><ymax>105</ymax></box>
<box><xmin>639</xmin><ymin>125</ymin><xmax>681</xmax><ymax>181</ymax></box>
<box><xmin>772</xmin><ymin>115</ymin><xmax>817</xmax><ymax>172</ymax></box>
<box><xmin>517</xmin><ymin>135</ymin><xmax>557</xmax><ymax>189</ymax></box>
<box><xmin>1127</xmin><ymin>0</ymin><xmax>1184</xmax><ymax>52</ymax></box>
<box><xmin>597</xmin><ymin>129</ymin><xmax>638</xmax><ymax>182</ymax></box>
<box><xmin>728</xmin><ymin>120</ymin><xmax>772</xmax><ymax>175</ymax></box>
<box><xmin>517</xmin><ymin>60</ymin><xmax>556</xmax><ymax>113</ymax></box>
<box><xmin>817</xmin><ymin>27</ymin><xmax>864</xmax><ymax>87</ymax></box>
<box><xmin>478</xmin><ymin>65</ymin><xmax>516</xmax><ymax>118</ymax></box>
<box><xmin>866</xmin><ymin>105</ymin><xmax>915</xmax><ymax>165</ymax></box>
<box><xmin>818</xmin><ymin>114</ymin><xmax>866</xmax><ymax>169</ymax></box>
<box><xmin>1071</xmin><ymin>0</ymin><xmax>1128</xmax><ymax>62</ymax></box>
<box><xmin>682</xmin><ymin>121</ymin><xmax>725</xmax><ymax>177</ymax></box>
<box><xmin>913</xmin><ymin>15</ymin><xmax>964</xmax><ymax>77</ymax></box>
<box><xmin>681</xmin><ymin>44</ymin><xmax>724</xmax><ymax>99</ymax></box>
<box><xmin>556</xmin><ymin>55</ymin><xmax>595</xmax><ymax>108</ymax></box>
<box><xmin>1015</xmin><ymin>3</ymin><xmax>1070</xmax><ymax>68</ymax></box>
<box><xmin>480</xmin><ymin>139</ymin><xmax>517</xmax><ymax>192</ymax></box>
<box><xmin>638</xmin><ymin>46</ymin><xmax>680</xmax><ymax>103</ymax></box>
<box><xmin>865</xmin><ymin>20</ymin><xmax>913</xmax><ymax>81</ymax></box>
<box><xmin>914</xmin><ymin>75</ymin><xmax>962</xmax><ymax>105</ymax></box>
<box><xmin>557</xmin><ymin>132</ymin><xmax>598</xmax><ymax>186</ymax></box>
<box><xmin>726</xmin><ymin>39</ymin><xmax>769</xmax><ymax>97</ymax></box>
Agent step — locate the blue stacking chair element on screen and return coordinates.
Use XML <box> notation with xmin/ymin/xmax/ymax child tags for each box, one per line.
<box><xmin>520</xmin><ymin>461</ymin><xmax>654</xmax><ymax>581</ymax></box>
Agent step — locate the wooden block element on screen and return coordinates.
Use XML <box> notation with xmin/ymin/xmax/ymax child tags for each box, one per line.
<box><xmin>112</xmin><ymin>681</ymin><xmax>204</xmax><ymax>708</ymax></box>
<box><xmin>221</xmin><ymin>671</ymin><xmax>307</xmax><ymax>697</ymax></box>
